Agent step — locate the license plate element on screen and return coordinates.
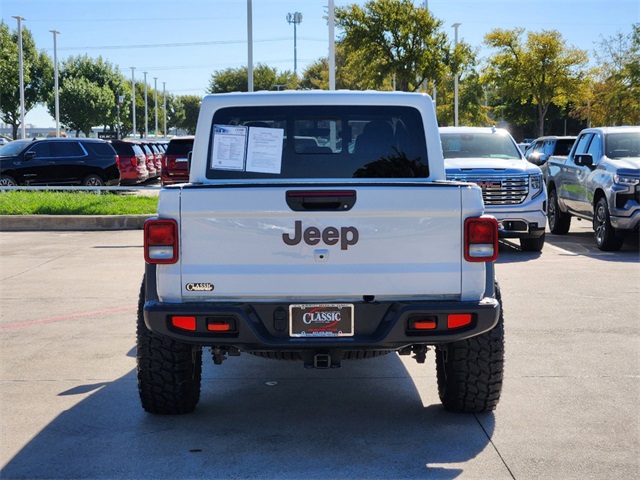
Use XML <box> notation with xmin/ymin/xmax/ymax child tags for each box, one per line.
<box><xmin>289</xmin><ymin>304</ymin><xmax>354</xmax><ymax>337</ymax></box>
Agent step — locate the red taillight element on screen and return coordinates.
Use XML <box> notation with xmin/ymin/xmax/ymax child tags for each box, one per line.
<box><xmin>171</xmin><ymin>316</ymin><xmax>196</xmax><ymax>331</ymax></box>
<box><xmin>115</xmin><ymin>154</ymin><xmax>120</xmax><ymax>169</ymax></box>
<box><xmin>464</xmin><ymin>217</ymin><xmax>499</xmax><ymax>262</ymax></box>
<box><xmin>447</xmin><ymin>314</ymin><xmax>473</xmax><ymax>329</ymax></box>
<box><xmin>144</xmin><ymin>219</ymin><xmax>178</xmax><ymax>264</ymax></box>
<box><xmin>130</xmin><ymin>155</ymin><xmax>137</xmax><ymax>167</ymax></box>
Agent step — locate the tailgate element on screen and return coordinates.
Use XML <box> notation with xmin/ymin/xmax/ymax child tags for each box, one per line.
<box><xmin>178</xmin><ymin>184</ymin><xmax>466</xmax><ymax>301</ymax></box>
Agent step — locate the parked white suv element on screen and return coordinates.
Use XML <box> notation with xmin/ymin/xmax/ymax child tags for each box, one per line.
<box><xmin>440</xmin><ymin>126</ymin><xmax>547</xmax><ymax>252</ymax></box>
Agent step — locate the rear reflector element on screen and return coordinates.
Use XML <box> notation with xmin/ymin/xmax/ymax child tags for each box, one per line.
<box><xmin>171</xmin><ymin>316</ymin><xmax>196</xmax><ymax>331</ymax></box>
<box><xmin>207</xmin><ymin>321</ymin><xmax>232</xmax><ymax>332</ymax></box>
<box><xmin>144</xmin><ymin>219</ymin><xmax>178</xmax><ymax>264</ymax></box>
<box><xmin>464</xmin><ymin>217</ymin><xmax>499</xmax><ymax>262</ymax></box>
<box><xmin>413</xmin><ymin>319</ymin><xmax>437</xmax><ymax>330</ymax></box>
<box><xmin>448</xmin><ymin>314</ymin><xmax>472</xmax><ymax>329</ymax></box>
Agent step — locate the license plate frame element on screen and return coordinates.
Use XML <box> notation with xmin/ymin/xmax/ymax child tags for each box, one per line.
<box><xmin>289</xmin><ymin>304</ymin><xmax>354</xmax><ymax>338</ymax></box>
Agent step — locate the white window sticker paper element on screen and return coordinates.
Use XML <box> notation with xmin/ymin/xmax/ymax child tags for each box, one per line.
<box><xmin>211</xmin><ymin>125</ymin><xmax>248</xmax><ymax>170</ymax></box>
<box><xmin>246</xmin><ymin>127</ymin><xmax>284</xmax><ymax>174</ymax></box>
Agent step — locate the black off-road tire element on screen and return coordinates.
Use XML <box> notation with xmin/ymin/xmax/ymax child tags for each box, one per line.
<box><xmin>594</xmin><ymin>197</ymin><xmax>624</xmax><ymax>251</ymax></box>
<box><xmin>136</xmin><ymin>277</ymin><xmax>202</xmax><ymax>414</ymax></box>
<box><xmin>520</xmin><ymin>232</ymin><xmax>545</xmax><ymax>252</ymax></box>
<box><xmin>435</xmin><ymin>283</ymin><xmax>504</xmax><ymax>413</ymax></box>
<box><xmin>548</xmin><ymin>188</ymin><xmax>571</xmax><ymax>234</ymax></box>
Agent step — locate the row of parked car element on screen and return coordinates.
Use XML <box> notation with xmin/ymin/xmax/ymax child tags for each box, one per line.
<box><xmin>0</xmin><ymin>136</ymin><xmax>194</xmax><ymax>187</ymax></box>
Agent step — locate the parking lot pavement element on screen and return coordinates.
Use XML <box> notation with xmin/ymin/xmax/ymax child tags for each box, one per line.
<box><xmin>0</xmin><ymin>227</ymin><xmax>638</xmax><ymax>479</ymax></box>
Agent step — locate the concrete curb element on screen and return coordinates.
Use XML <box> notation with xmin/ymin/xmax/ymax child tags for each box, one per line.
<box><xmin>0</xmin><ymin>215</ymin><xmax>154</xmax><ymax>231</ymax></box>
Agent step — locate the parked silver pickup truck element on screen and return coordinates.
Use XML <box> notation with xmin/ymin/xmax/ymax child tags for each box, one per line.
<box><xmin>546</xmin><ymin>126</ymin><xmax>640</xmax><ymax>250</ymax></box>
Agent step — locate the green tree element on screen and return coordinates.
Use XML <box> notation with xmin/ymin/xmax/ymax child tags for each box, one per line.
<box><xmin>208</xmin><ymin>63</ymin><xmax>298</xmax><ymax>93</ymax></box>
<box><xmin>300</xmin><ymin>58</ymin><xmax>329</xmax><ymax>90</ymax></box>
<box><xmin>436</xmin><ymin>69</ymin><xmax>491</xmax><ymax>127</ymax></box>
<box><xmin>178</xmin><ymin>95</ymin><xmax>201</xmax><ymax>134</ymax></box>
<box><xmin>483</xmin><ymin>28</ymin><xmax>588</xmax><ymax>136</ymax></box>
<box><xmin>160</xmin><ymin>93</ymin><xmax>185</xmax><ymax>136</ymax></box>
<box><xmin>573</xmin><ymin>24</ymin><xmax>640</xmax><ymax>126</ymax></box>
<box><xmin>433</xmin><ymin>41</ymin><xmax>490</xmax><ymax>126</ymax></box>
<box><xmin>0</xmin><ymin>22</ymin><xmax>52</xmax><ymax>139</ymax></box>
<box><xmin>299</xmin><ymin>45</ymin><xmax>360</xmax><ymax>90</ymax></box>
<box><xmin>58</xmin><ymin>76</ymin><xmax>111</xmax><ymax>137</ymax></box>
<box><xmin>334</xmin><ymin>0</ymin><xmax>449</xmax><ymax>92</ymax></box>
<box><xmin>47</xmin><ymin>55</ymin><xmax>131</xmax><ymax>137</ymax></box>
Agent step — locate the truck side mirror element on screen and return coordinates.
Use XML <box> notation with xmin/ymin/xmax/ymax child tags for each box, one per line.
<box><xmin>574</xmin><ymin>153</ymin><xmax>593</xmax><ymax>168</ymax></box>
<box><xmin>23</xmin><ymin>151</ymin><xmax>36</xmax><ymax>161</ymax></box>
<box><xmin>187</xmin><ymin>151</ymin><xmax>192</xmax><ymax>173</ymax></box>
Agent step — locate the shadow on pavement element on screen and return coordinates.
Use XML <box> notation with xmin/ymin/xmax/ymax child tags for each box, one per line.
<box><xmin>497</xmin><ymin>231</ymin><xmax>639</xmax><ymax>264</ymax></box>
<box><xmin>1</xmin><ymin>352</ymin><xmax>496</xmax><ymax>479</ymax></box>
<box><xmin>545</xmin><ymin>230</ymin><xmax>639</xmax><ymax>262</ymax></box>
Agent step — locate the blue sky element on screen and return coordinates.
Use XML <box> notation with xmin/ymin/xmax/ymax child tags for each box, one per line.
<box><xmin>2</xmin><ymin>0</ymin><xmax>638</xmax><ymax>128</ymax></box>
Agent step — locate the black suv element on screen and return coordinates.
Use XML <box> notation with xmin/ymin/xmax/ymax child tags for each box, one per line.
<box><xmin>0</xmin><ymin>138</ymin><xmax>120</xmax><ymax>186</ymax></box>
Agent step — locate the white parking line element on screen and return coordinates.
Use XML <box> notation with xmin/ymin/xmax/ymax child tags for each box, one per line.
<box><xmin>545</xmin><ymin>243</ymin><xmax>579</xmax><ymax>255</ymax></box>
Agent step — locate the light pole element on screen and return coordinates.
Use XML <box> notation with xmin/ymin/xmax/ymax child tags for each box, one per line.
<box><xmin>130</xmin><ymin>67</ymin><xmax>136</xmax><ymax>139</ymax></box>
<box><xmin>163</xmin><ymin>82</ymin><xmax>167</xmax><ymax>138</ymax></box>
<box><xmin>328</xmin><ymin>0</ymin><xmax>335</xmax><ymax>90</ymax></box>
<box><xmin>116</xmin><ymin>94</ymin><xmax>123</xmax><ymax>139</ymax></box>
<box><xmin>143</xmin><ymin>71</ymin><xmax>148</xmax><ymax>138</ymax></box>
<box><xmin>453</xmin><ymin>23</ymin><xmax>461</xmax><ymax>127</ymax></box>
<box><xmin>49</xmin><ymin>29</ymin><xmax>60</xmax><ymax>137</ymax></box>
<box><xmin>154</xmin><ymin>77</ymin><xmax>158</xmax><ymax>138</ymax></box>
<box><xmin>247</xmin><ymin>0</ymin><xmax>253</xmax><ymax>92</ymax></box>
<box><xmin>286</xmin><ymin>12</ymin><xmax>303</xmax><ymax>75</ymax></box>
<box><xmin>12</xmin><ymin>16</ymin><xmax>26</xmax><ymax>139</ymax></box>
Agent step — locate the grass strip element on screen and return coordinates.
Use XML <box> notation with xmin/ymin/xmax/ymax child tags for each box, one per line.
<box><xmin>0</xmin><ymin>191</ymin><xmax>158</xmax><ymax>215</ymax></box>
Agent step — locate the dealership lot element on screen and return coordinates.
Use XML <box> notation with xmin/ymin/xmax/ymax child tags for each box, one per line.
<box><xmin>0</xmin><ymin>224</ymin><xmax>638</xmax><ymax>479</ymax></box>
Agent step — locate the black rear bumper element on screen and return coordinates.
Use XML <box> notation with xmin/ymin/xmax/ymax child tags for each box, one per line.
<box><xmin>144</xmin><ymin>296</ymin><xmax>500</xmax><ymax>350</ymax></box>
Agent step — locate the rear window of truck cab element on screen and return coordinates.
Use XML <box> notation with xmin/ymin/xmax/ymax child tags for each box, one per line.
<box><xmin>206</xmin><ymin>105</ymin><xmax>429</xmax><ymax>179</ymax></box>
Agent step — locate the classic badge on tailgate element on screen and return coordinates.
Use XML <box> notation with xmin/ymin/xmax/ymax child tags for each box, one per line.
<box><xmin>289</xmin><ymin>304</ymin><xmax>354</xmax><ymax>337</ymax></box>
<box><xmin>185</xmin><ymin>283</ymin><xmax>214</xmax><ymax>292</ymax></box>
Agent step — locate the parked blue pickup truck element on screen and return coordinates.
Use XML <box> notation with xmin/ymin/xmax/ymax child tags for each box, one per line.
<box><xmin>545</xmin><ymin>126</ymin><xmax>640</xmax><ymax>251</ymax></box>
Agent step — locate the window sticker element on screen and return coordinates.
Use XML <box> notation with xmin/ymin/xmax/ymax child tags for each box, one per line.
<box><xmin>246</xmin><ymin>127</ymin><xmax>284</xmax><ymax>174</ymax></box>
<box><xmin>211</xmin><ymin>125</ymin><xmax>248</xmax><ymax>171</ymax></box>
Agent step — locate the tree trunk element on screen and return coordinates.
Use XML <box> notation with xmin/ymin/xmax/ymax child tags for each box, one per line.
<box><xmin>538</xmin><ymin>104</ymin><xmax>545</xmax><ymax>137</ymax></box>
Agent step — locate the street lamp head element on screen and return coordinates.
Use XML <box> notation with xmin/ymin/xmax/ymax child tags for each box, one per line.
<box><xmin>286</xmin><ymin>12</ymin><xmax>302</xmax><ymax>24</ymax></box>
<box><xmin>452</xmin><ymin>22</ymin><xmax>462</xmax><ymax>28</ymax></box>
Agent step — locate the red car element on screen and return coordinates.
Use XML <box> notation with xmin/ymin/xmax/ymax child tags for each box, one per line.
<box><xmin>161</xmin><ymin>136</ymin><xmax>194</xmax><ymax>185</ymax></box>
<box><xmin>109</xmin><ymin>140</ymin><xmax>149</xmax><ymax>185</ymax></box>
<box><xmin>149</xmin><ymin>143</ymin><xmax>164</xmax><ymax>176</ymax></box>
<box><xmin>139</xmin><ymin>143</ymin><xmax>158</xmax><ymax>179</ymax></box>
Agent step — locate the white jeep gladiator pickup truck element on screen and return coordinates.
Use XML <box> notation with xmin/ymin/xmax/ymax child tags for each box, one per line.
<box><xmin>137</xmin><ymin>91</ymin><xmax>504</xmax><ymax>415</ymax></box>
